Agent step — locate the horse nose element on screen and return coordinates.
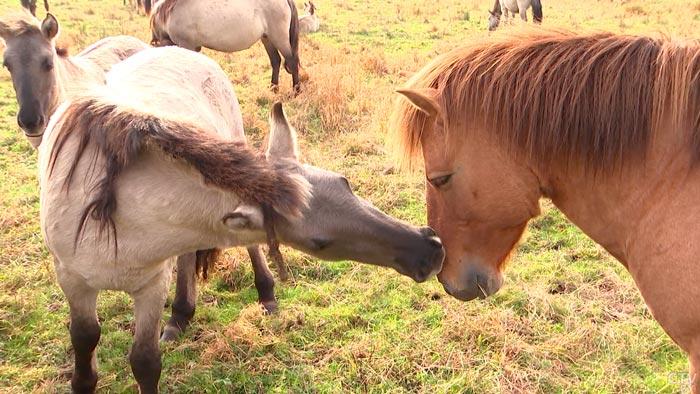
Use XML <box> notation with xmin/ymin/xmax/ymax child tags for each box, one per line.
<box><xmin>17</xmin><ymin>110</ymin><xmax>45</xmax><ymax>136</ymax></box>
<box><xmin>420</xmin><ymin>226</ymin><xmax>437</xmax><ymax>238</ymax></box>
<box><xmin>439</xmin><ymin>269</ymin><xmax>503</xmax><ymax>301</ymax></box>
<box><xmin>409</xmin><ymin>230</ymin><xmax>444</xmax><ymax>283</ymax></box>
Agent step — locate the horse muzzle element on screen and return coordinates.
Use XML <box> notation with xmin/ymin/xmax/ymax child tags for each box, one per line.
<box><xmin>439</xmin><ymin>266</ymin><xmax>504</xmax><ymax>301</ymax></box>
<box><xmin>17</xmin><ymin>112</ymin><xmax>46</xmax><ymax>138</ymax></box>
<box><xmin>394</xmin><ymin>226</ymin><xmax>445</xmax><ymax>283</ymax></box>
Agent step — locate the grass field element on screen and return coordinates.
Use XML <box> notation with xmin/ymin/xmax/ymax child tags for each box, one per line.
<box><xmin>2</xmin><ymin>0</ymin><xmax>700</xmax><ymax>392</ymax></box>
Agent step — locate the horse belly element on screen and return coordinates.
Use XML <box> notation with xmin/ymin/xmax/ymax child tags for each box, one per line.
<box><xmin>169</xmin><ymin>7</ymin><xmax>266</xmax><ymax>52</ymax></box>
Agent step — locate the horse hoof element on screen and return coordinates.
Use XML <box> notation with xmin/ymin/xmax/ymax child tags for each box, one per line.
<box><xmin>269</xmin><ymin>84</ymin><xmax>279</xmax><ymax>94</ymax></box>
<box><xmin>261</xmin><ymin>300</ymin><xmax>279</xmax><ymax>315</ymax></box>
<box><xmin>160</xmin><ymin>326</ymin><xmax>181</xmax><ymax>342</ymax></box>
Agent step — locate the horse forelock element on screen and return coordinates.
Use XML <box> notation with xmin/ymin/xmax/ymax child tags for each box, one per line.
<box><xmin>0</xmin><ymin>11</ymin><xmax>41</xmax><ymax>39</ymax></box>
<box><xmin>390</xmin><ymin>27</ymin><xmax>700</xmax><ymax>174</ymax></box>
<box><xmin>50</xmin><ymin>94</ymin><xmax>310</xmax><ymax>251</ymax></box>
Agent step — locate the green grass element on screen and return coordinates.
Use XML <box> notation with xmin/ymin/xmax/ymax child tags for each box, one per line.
<box><xmin>1</xmin><ymin>0</ymin><xmax>699</xmax><ymax>392</ymax></box>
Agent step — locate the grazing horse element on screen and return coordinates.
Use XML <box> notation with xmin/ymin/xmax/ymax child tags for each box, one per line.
<box><xmin>20</xmin><ymin>0</ymin><xmax>50</xmax><ymax>17</ymax></box>
<box><xmin>146</xmin><ymin>0</ymin><xmax>302</xmax><ymax>94</ymax></box>
<box><xmin>299</xmin><ymin>1</ymin><xmax>319</xmax><ymax>33</ymax></box>
<box><xmin>488</xmin><ymin>0</ymin><xmax>542</xmax><ymax>31</ymax></box>
<box><xmin>0</xmin><ymin>12</ymin><xmax>148</xmax><ymax>144</ymax></box>
<box><xmin>40</xmin><ymin>46</ymin><xmax>444</xmax><ymax>393</ymax></box>
<box><xmin>0</xmin><ymin>12</ymin><xmax>286</xmax><ymax>323</ymax></box>
<box><xmin>390</xmin><ymin>27</ymin><xmax>700</xmax><ymax>392</ymax></box>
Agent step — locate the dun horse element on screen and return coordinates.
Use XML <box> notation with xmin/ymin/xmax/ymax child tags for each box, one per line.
<box><xmin>390</xmin><ymin>27</ymin><xmax>700</xmax><ymax>392</ymax></box>
<box><xmin>20</xmin><ymin>0</ymin><xmax>49</xmax><ymax>17</ymax></box>
<box><xmin>299</xmin><ymin>1</ymin><xmax>319</xmax><ymax>33</ymax></box>
<box><xmin>0</xmin><ymin>12</ymin><xmax>148</xmax><ymax>143</ymax></box>
<box><xmin>0</xmin><ymin>12</ymin><xmax>288</xmax><ymax>326</ymax></box>
<box><xmin>146</xmin><ymin>0</ymin><xmax>303</xmax><ymax>94</ymax></box>
<box><xmin>41</xmin><ymin>46</ymin><xmax>444</xmax><ymax>393</ymax></box>
<box><xmin>488</xmin><ymin>0</ymin><xmax>543</xmax><ymax>31</ymax></box>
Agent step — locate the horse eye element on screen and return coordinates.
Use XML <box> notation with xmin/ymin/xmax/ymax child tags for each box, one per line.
<box><xmin>429</xmin><ymin>174</ymin><xmax>453</xmax><ymax>188</ymax></box>
<box><xmin>43</xmin><ymin>59</ymin><xmax>54</xmax><ymax>71</ymax></box>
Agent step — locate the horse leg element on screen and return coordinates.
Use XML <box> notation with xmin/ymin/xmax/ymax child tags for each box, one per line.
<box><xmin>247</xmin><ymin>246</ymin><xmax>278</xmax><ymax>313</ymax></box>
<box><xmin>57</xmin><ymin>269</ymin><xmax>100</xmax><ymax>394</ymax></box>
<box><xmin>261</xmin><ymin>38</ymin><xmax>282</xmax><ymax>94</ymax></box>
<box><xmin>161</xmin><ymin>252</ymin><xmax>196</xmax><ymax>342</ymax></box>
<box><xmin>130</xmin><ymin>267</ymin><xmax>172</xmax><ymax>394</ymax></box>
<box><xmin>519</xmin><ymin>8</ymin><xmax>528</xmax><ymax>22</ymax></box>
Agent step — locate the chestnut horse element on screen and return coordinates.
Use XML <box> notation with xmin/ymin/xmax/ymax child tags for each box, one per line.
<box><xmin>41</xmin><ymin>46</ymin><xmax>443</xmax><ymax>393</ymax></box>
<box><xmin>390</xmin><ymin>27</ymin><xmax>700</xmax><ymax>392</ymax></box>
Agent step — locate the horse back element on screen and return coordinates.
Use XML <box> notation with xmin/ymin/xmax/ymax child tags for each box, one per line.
<box><xmin>77</xmin><ymin>36</ymin><xmax>149</xmax><ymax>73</ymax></box>
<box><xmin>162</xmin><ymin>0</ymin><xmax>293</xmax><ymax>52</ymax></box>
<box><xmin>106</xmin><ymin>46</ymin><xmax>244</xmax><ymax>141</ymax></box>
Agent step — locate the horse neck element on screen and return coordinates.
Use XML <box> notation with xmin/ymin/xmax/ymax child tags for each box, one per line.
<box><xmin>52</xmin><ymin>53</ymin><xmax>103</xmax><ymax>114</ymax></box>
<box><xmin>534</xmin><ymin>129</ymin><xmax>700</xmax><ymax>266</ymax></box>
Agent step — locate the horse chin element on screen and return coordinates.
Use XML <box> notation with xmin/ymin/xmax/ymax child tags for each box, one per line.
<box><xmin>24</xmin><ymin>131</ymin><xmax>45</xmax><ymax>148</ymax></box>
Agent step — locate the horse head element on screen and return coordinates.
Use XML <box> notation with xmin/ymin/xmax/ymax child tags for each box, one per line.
<box><xmin>0</xmin><ymin>12</ymin><xmax>60</xmax><ymax>141</ymax></box>
<box><xmin>263</xmin><ymin>102</ymin><xmax>445</xmax><ymax>283</ymax></box>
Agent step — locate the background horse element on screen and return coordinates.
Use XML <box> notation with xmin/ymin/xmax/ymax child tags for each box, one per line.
<box><xmin>299</xmin><ymin>1</ymin><xmax>319</xmax><ymax>33</ymax></box>
<box><xmin>488</xmin><ymin>0</ymin><xmax>542</xmax><ymax>31</ymax></box>
<box><xmin>146</xmin><ymin>0</ymin><xmax>303</xmax><ymax>94</ymax></box>
<box><xmin>20</xmin><ymin>0</ymin><xmax>49</xmax><ymax>16</ymax></box>
<box><xmin>390</xmin><ymin>27</ymin><xmax>700</xmax><ymax>393</ymax></box>
<box><xmin>41</xmin><ymin>46</ymin><xmax>444</xmax><ymax>393</ymax></box>
<box><xmin>0</xmin><ymin>12</ymin><xmax>148</xmax><ymax>144</ymax></box>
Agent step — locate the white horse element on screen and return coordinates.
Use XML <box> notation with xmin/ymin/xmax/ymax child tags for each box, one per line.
<box><xmin>488</xmin><ymin>0</ymin><xmax>543</xmax><ymax>31</ymax></box>
<box><xmin>38</xmin><ymin>46</ymin><xmax>444</xmax><ymax>393</ymax></box>
<box><xmin>299</xmin><ymin>1</ymin><xmax>319</xmax><ymax>33</ymax></box>
<box><xmin>147</xmin><ymin>0</ymin><xmax>303</xmax><ymax>93</ymax></box>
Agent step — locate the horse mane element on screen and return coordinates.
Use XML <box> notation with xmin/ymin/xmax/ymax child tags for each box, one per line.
<box><xmin>48</xmin><ymin>93</ymin><xmax>310</xmax><ymax>251</ymax></box>
<box><xmin>389</xmin><ymin>27</ymin><xmax>700</xmax><ymax>173</ymax></box>
<box><xmin>0</xmin><ymin>11</ymin><xmax>41</xmax><ymax>38</ymax></box>
<box><xmin>149</xmin><ymin>0</ymin><xmax>178</xmax><ymax>30</ymax></box>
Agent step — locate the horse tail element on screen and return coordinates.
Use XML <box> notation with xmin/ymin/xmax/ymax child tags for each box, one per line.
<box><xmin>145</xmin><ymin>0</ymin><xmax>152</xmax><ymax>15</ymax></box>
<box><xmin>531</xmin><ymin>0</ymin><xmax>543</xmax><ymax>23</ymax></box>
<box><xmin>286</xmin><ymin>0</ymin><xmax>300</xmax><ymax>62</ymax></box>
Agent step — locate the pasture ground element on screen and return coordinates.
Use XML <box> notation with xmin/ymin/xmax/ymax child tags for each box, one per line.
<box><xmin>1</xmin><ymin>0</ymin><xmax>700</xmax><ymax>392</ymax></box>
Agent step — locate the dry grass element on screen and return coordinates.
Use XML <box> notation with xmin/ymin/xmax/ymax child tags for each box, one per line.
<box><xmin>1</xmin><ymin>0</ymin><xmax>700</xmax><ymax>392</ymax></box>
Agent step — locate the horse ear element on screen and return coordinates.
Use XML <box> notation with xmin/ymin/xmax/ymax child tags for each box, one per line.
<box><xmin>41</xmin><ymin>13</ymin><xmax>59</xmax><ymax>40</ymax></box>
<box><xmin>266</xmin><ymin>102</ymin><xmax>299</xmax><ymax>161</ymax></box>
<box><xmin>396</xmin><ymin>88</ymin><xmax>441</xmax><ymax>118</ymax></box>
<box><xmin>222</xmin><ymin>205</ymin><xmax>263</xmax><ymax>231</ymax></box>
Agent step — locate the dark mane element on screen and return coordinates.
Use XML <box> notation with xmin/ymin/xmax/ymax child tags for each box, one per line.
<box><xmin>150</xmin><ymin>0</ymin><xmax>178</xmax><ymax>28</ymax></box>
<box><xmin>390</xmin><ymin>27</ymin><xmax>700</xmax><ymax>173</ymax></box>
<box><xmin>49</xmin><ymin>96</ymin><xmax>309</xmax><ymax>251</ymax></box>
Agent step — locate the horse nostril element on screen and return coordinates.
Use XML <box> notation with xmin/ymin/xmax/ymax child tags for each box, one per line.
<box><xmin>420</xmin><ymin>227</ymin><xmax>437</xmax><ymax>237</ymax></box>
<box><xmin>428</xmin><ymin>237</ymin><xmax>442</xmax><ymax>249</ymax></box>
<box><xmin>18</xmin><ymin>114</ymin><xmax>44</xmax><ymax>132</ymax></box>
